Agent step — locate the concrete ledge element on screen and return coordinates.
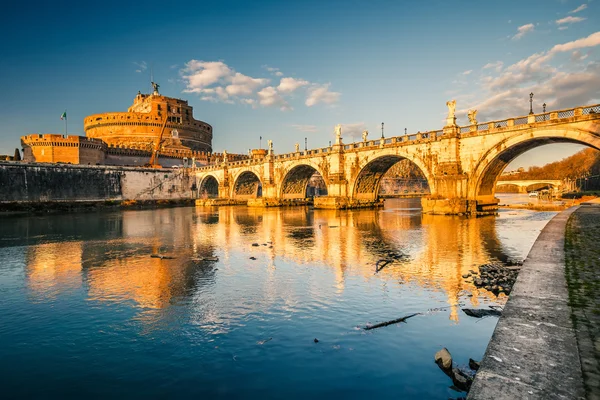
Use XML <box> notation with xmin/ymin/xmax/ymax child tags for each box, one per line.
<box><xmin>468</xmin><ymin>207</ymin><xmax>585</xmax><ymax>400</ymax></box>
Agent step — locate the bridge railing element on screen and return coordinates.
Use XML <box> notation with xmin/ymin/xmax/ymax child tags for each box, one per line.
<box><xmin>459</xmin><ymin>103</ymin><xmax>599</xmax><ymax>135</ymax></box>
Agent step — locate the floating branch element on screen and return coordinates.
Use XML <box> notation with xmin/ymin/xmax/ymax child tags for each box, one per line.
<box><xmin>364</xmin><ymin>313</ymin><xmax>421</xmax><ymax>330</ymax></box>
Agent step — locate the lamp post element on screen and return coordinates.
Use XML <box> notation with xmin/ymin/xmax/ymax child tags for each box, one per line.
<box><xmin>543</xmin><ymin>103</ymin><xmax>547</xmax><ymax>120</ymax></box>
<box><xmin>404</xmin><ymin>128</ymin><xmax>407</xmax><ymax>135</ymax></box>
<box><xmin>260</xmin><ymin>136</ymin><xmax>262</xmax><ymax>149</ymax></box>
<box><xmin>381</xmin><ymin>122</ymin><xmax>384</xmax><ymax>139</ymax></box>
<box><xmin>529</xmin><ymin>92</ymin><xmax>534</xmax><ymax>115</ymax></box>
<box><xmin>304</xmin><ymin>137</ymin><xmax>307</xmax><ymax>151</ymax></box>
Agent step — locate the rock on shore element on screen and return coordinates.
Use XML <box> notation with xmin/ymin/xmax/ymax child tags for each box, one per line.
<box><xmin>471</xmin><ymin>260</ymin><xmax>522</xmax><ymax>296</ymax></box>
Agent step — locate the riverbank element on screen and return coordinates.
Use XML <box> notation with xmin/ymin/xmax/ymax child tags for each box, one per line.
<box><xmin>468</xmin><ymin>207</ymin><xmax>585</xmax><ymax>399</ymax></box>
<box><xmin>498</xmin><ymin>195</ymin><xmax>598</xmax><ymax>212</ymax></box>
<box><xmin>564</xmin><ymin>200</ymin><xmax>600</xmax><ymax>398</ymax></box>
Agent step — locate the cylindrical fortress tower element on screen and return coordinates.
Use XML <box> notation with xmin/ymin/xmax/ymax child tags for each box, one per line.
<box><xmin>84</xmin><ymin>91</ymin><xmax>212</xmax><ymax>152</ymax></box>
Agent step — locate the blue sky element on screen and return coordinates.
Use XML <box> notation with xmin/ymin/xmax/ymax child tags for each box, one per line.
<box><xmin>1</xmin><ymin>0</ymin><xmax>598</xmax><ymax>168</ymax></box>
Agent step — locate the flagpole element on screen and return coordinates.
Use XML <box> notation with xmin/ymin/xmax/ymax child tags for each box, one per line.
<box><xmin>65</xmin><ymin>109</ymin><xmax>68</xmax><ymax>136</ymax></box>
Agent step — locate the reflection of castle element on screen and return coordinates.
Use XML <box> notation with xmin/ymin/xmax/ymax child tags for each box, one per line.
<box><xmin>21</xmin><ymin>88</ymin><xmax>214</xmax><ymax>167</ymax></box>
<box><xmin>23</xmin><ymin>202</ymin><xmax>507</xmax><ymax>326</ymax></box>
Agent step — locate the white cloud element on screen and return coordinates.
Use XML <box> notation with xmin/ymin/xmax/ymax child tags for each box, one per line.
<box><xmin>182</xmin><ymin>60</ymin><xmax>232</xmax><ymax>92</ymax></box>
<box><xmin>339</xmin><ymin>123</ymin><xmax>367</xmax><ymax>140</ymax></box>
<box><xmin>483</xmin><ymin>61</ymin><xmax>504</xmax><ymax>72</ymax></box>
<box><xmin>291</xmin><ymin>124</ymin><xmax>318</xmax><ymax>133</ymax></box>
<box><xmin>257</xmin><ymin>86</ymin><xmax>290</xmax><ymax>110</ymax></box>
<box><xmin>559</xmin><ymin>26</ymin><xmax>569</xmax><ymax>30</ymax></box>
<box><xmin>133</xmin><ymin>61</ymin><xmax>147</xmax><ymax>73</ymax></box>
<box><xmin>225</xmin><ymin>72</ymin><xmax>269</xmax><ymax>96</ymax></box>
<box><xmin>569</xmin><ymin>4</ymin><xmax>587</xmax><ymax>13</ymax></box>
<box><xmin>459</xmin><ymin>32</ymin><xmax>600</xmax><ymax>121</ymax></box>
<box><xmin>462</xmin><ymin>70</ymin><xmax>473</xmax><ymax>75</ymax></box>
<box><xmin>306</xmin><ymin>84</ymin><xmax>340</xmax><ymax>107</ymax></box>
<box><xmin>278</xmin><ymin>77</ymin><xmax>310</xmax><ymax>93</ymax></box>
<box><xmin>182</xmin><ymin>61</ymin><xmax>342</xmax><ymax>110</ymax></box>
<box><xmin>556</xmin><ymin>16</ymin><xmax>586</xmax><ymax>24</ymax></box>
<box><xmin>513</xmin><ymin>23</ymin><xmax>535</xmax><ymax>40</ymax></box>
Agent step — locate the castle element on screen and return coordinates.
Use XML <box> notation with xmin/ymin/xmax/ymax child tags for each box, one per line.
<box><xmin>21</xmin><ymin>85</ymin><xmax>226</xmax><ymax>167</ymax></box>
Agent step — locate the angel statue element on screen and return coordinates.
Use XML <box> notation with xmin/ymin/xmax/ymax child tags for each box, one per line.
<box><xmin>467</xmin><ymin>109</ymin><xmax>478</xmax><ymax>125</ymax></box>
<box><xmin>151</xmin><ymin>81</ymin><xmax>160</xmax><ymax>95</ymax></box>
<box><xmin>295</xmin><ymin>143</ymin><xmax>300</xmax><ymax>152</ymax></box>
<box><xmin>268</xmin><ymin>140</ymin><xmax>273</xmax><ymax>151</ymax></box>
<box><xmin>446</xmin><ymin>100</ymin><xmax>456</xmax><ymax>119</ymax></box>
<box><xmin>334</xmin><ymin>124</ymin><xmax>342</xmax><ymax>144</ymax></box>
<box><xmin>362</xmin><ymin>130</ymin><xmax>368</xmax><ymax>142</ymax></box>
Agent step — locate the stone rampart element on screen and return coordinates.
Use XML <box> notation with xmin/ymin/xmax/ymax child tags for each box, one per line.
<box><xmin>0</xmin><ymin>162</ymin><xmax>196</xmax><ymax>206</ymax></box>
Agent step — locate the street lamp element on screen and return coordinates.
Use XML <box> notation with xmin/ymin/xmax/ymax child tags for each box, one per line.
<box><xmin>543</xmin><ymin>103</ymin><xmax>546</xmax><ymax>113</ymax></box>
<box><xmin>305</xmin><ymin>137</ymin><xmax>307</xmax><ymax>151</ymax></box>
<box><xmin>529</xmin><ymin>92</ymin><xmax>534</xmax><ymax>115</ymax></box>
<box><xmin>381</xmin><ymin>122</ymin><xmax>384</xmax><ymax>139</ymax></box>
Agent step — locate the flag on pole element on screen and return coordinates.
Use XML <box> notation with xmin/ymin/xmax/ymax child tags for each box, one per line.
<box><xmin>60</xmin><ymin>111</ymin><xmax>67</xmax><ymax>120</ymax></box>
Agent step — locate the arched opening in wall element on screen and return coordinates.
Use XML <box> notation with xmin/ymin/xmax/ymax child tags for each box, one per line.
<box><xmin>354</xmin><ymin>156</ymin><xmax>430</xmax><ymax>201</ymax></box>
<box><xmin>233</xmin><ymin>171</ymin><xmax>262</xmax><ymax>200</ymax></box>
<box><xmin>476</xmin><ymin>138</ymin><xmax>600</xmax><ymax>200</ymax></box>
<box><xmin>281</xmin><ymin>165</ymin><xmax>328</xmax><ymax>200</ymax></box>
<box><xmin>199</xmin><ymin>175</ymin><xmax>219</xmax><ymax>198</ymax></box>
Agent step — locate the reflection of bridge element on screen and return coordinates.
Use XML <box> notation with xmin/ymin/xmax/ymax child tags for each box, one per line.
<box><xmin>496</xmin><ymin>179</ymin><xmax>563</xmax><ymax>193</ymax></box>
<box><xmin>196</xmin><ymin>103</ymin><xmax>600</xmax><ymax>214</ymax></box>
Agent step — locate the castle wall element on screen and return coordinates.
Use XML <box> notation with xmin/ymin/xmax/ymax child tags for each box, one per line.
<box><xmin>0</xmin><ymin>162</ymin><xmax>196</xmax><ymax>204</ymax></box>
<box><xmin>84</xmin><ymin>94</ymin><xmax>212</xmax><ymax>152</ymax></box>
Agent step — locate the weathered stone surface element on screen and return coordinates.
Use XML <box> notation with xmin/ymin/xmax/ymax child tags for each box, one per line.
<box><xmin>467</xmin><ymin>207</ymin><xmax>585</xmax><ymax>400</ymax></box>
<box><xmin>435</xmin><ymin>347</ymin><xmax>453</xmax><ymax>370</ymax></box>
<box><xmin>193</xmin><ymin>108</ymin><xmax>600</xmax><ymax>213</ymax></box>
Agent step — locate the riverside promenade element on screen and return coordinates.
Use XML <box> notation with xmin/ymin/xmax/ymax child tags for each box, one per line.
<box><xmin>468</xmin><ymin>202</ymin><xmax>600</xmax><ymax>399</ymax></box>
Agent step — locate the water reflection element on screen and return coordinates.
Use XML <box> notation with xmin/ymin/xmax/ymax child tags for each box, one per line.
<box><xmin>10</xmin><ymin>199</ymin><xmax>551</xmax><ymax>326</ymax></box>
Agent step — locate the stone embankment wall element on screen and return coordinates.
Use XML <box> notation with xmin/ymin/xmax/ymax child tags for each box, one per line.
<box><xmin>0</xmin><ymin>162</ymin><xmax>196</xmax><ymax>205</ymax></box>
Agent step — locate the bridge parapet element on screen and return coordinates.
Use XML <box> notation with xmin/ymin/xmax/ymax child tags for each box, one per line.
<box><xmin>458</xmin><ymin>104</ymin><xmax>600</xmax><ymax>137</ymax></box>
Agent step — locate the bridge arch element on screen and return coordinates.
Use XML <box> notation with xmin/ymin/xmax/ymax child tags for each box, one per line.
<box><xmin>470</xmin><ymin>125</ymin><xmax>600</xmax><ymax>200</ymax></box>
<box><xmin>279</xmin><ymin>163</ymin><xmax>328</xmax><ymax>199</ymax></box>
<box><xmin>350</xmin><ymin>153</ymin><xmax>434</xmax><ymax>201</ymax></box>
<box><xmin>198</xmin><ymin>174</ymin><xmax>220</xmax><ymax>198</ymax></box>
<box><xmin>232</xmin><ymin>170</ymin><xmax>263</xmax><ymax>200</ymax></box>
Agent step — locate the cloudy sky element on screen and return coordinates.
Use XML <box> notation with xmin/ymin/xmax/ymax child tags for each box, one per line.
<box><xmin>1</xmin><ymin>0</ymin><xmax>598</xmax><ymax>168</ymax></box>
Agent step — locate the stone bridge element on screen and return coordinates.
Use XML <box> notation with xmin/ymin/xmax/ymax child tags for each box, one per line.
<box><xmin>496</xmin><ymin>179</ymin><xmax>564</xmax><ymax>193</ymax></box>
<box><xmin>195</xmin><ymin>103</ymin><xmax>600</xmax><ymax>214</ymax></box>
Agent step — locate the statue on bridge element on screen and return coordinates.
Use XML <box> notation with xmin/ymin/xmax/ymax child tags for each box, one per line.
<box><xmin>362</xmin><ymin>130</ymin><xmax>368</xmax><ymax>142</ymax></box>
<box><xmin>295</xmin><ymin>143</ymin><xmax>300</xmax><ymax>152</ymax></box>
<box><xmin>335</xmin><ymin>124</ymin><xmax>342</xmax><ymax>145</ymax></box>
<box><xmin>222</xmin><ymin>150</ymin><xmax>228</xmax><ymax>163</ymax></box>
<box><xmin>446</xmin><ymin>99</ymin><xmax>457</xmax><ymax>126</ymax></box>
<box><xmin>268</xmin><ymin>139</ymin><xmax>273</xmax><ymax>155</ymax></box>
<box><xmin>468</xmin><ymin>109</ymin><xmax>478</xmax><ymax>125</ymax></box>
<box><xmin>446</xmin><ymin>100</ymin><xmax>456</xmax><ymax>118</ymax></box>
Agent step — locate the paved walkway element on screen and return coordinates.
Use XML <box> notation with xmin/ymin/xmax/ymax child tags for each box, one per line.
<box><xmin>565</xmin><ymin>202</ymin><xmax>600</xmax><ymax>399</ymax></box>
<box><xmin>468</xmin><ymin>207</ymin><xmax>585</xmax><ymax>399</ymax></box>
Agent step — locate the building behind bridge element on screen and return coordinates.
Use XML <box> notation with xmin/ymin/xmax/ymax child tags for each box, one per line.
<box><xmin>19</xmin><ymin>89</ymin><xmax>247</xmax><ymax>167</ymax></box>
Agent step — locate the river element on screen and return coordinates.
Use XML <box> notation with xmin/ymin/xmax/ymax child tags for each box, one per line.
<box><xmin>0</xmin><ymin>198</ymin><xmax>557</xmax><ymax>398</ymax></box>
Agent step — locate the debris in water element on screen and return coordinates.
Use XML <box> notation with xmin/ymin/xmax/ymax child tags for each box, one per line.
<box><xmin>150</xmin><ymin>254</ymin><xmax>176</xmax><ymax>259</ymax></box>
<box><xmin>462</xmin><ymin>308</ymin><xmax>502</xmax><ymax>318</ymax></box>
<box><xmin>364</xmin><ymin>313</ymin><xmax>421</xmax><ymax>330</ymax></box>
<box><xmin>257</xmin><ymin>337</ymin><xmax>272</xmax><ymax>345</ymax></box>
<box><xmin>314</xmin><ymin>338</ymin><xmax>319</xmax><ymax>343</ymax></box>
<box><xmin>375</xmin><ymin>259</ymin><xmax>392</xmax><ymax>273</ymax></box>
<box><xmin>249</xmin><ymin>257</ymin><xmax>257</xmax><ymax>260</ymax></box>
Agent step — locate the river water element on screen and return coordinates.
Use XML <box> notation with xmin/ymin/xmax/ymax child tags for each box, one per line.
<box><xmin>0</xmin><ymin>198</ymin><xmax>557</xmax><ymax>399</ymax></box>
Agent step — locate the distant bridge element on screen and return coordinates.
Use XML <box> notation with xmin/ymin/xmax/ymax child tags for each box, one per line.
<box><xmin>195</xmin><ymin>103</ymin><xmax>600</xmax><ymax>214</ymax></box>
<box><xmin>496</xmin><ymin>179</ymin><xmax>564</xmax><ymax>193</ymax></box>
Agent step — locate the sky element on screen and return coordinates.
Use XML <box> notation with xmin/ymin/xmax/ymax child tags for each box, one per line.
<box><xmin>1</xmin><ymin>0</ymin><xmax>599</xmax><ymax>169</ymax></box>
